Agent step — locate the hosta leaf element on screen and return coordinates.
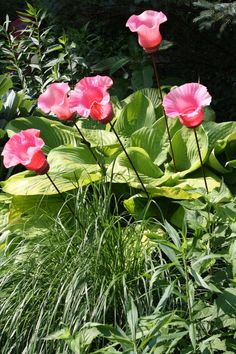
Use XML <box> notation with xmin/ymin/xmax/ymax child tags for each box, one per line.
<box><xmin>48</xmin><ymin>145</ymin><xmax>101</xmax><ymax>175</ymax></box>
<box><xmin>148</xmin><ymin>176</ymin><xmax>224</xmax><ymax>200</ymax></box>
<box><xmin>107</xmin><ymin>147</ymin><xmax>163</xmax><ymax>188</ymax></box>
<box><xmin>206</xmin><ymin>129</ymin><xmax>236</xmax><ymax>173</ymax></box>
<box><xmin>6</xmin><ymin>116</ymin><xmax>81</xmax><ymax>152</ymax></box>
<box><xmin>203</xmin><ymin>121</ymin><xmax>236</xmax><ymax>152</ymax></box>
<box><xmin>1</xmin><ymin>146</ymin><xmax>101</xmax><ymax>195</ymax></box>
<box><xmin>115</xmin><ymin>92</ymin><xmax>156</xmax><ymax>138</ymax></box>
<box><xmin>123</xmin><ymin>195</ymin><xmax>165</xmax><ymax>220</ymax></box>
<box><xmin>131</xmin><ymin>117</ymin><xmax>181</xmax><ymax>166</ymax></box>
<box><xmin>171</xmin><ymin>125</ymin><xmax>208</xmax><ymax>174</ymax></box>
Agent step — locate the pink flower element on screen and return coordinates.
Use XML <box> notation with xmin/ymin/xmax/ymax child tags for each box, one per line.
<box><xmin>38</xmin><ymin>83</ymin><xmax>74</xmax><ymax>121</ymax></box>
<box><xmin>163</xmin><ymin>83</ymin><xmax>212</xmax><ymax>128</ymax></box>
<box><xmin>69</xmin><ymin>75</ymin><xmax>114</xmax><ymax>124</ymax></box>
<box><xmin>1</xmin><ymin>129</ymin><xmax>49</xmax><ymax>175</ymax></box>
<box><xmin>126</xmin><ymin>10</ymin><xmax>167</xmax><ymax>53</ymax></box>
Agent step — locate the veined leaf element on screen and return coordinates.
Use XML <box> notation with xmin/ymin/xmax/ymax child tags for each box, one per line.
<box><xmin>107</xmin><ymin>147</ymin><xmax>163</xmax><ymax>188</ymax></box>
<box><xmin>115</xmin><ymin>92</ymin><xmax>156</xmax><ymax>138</ymax></box>
<box><xmin>131</xmin><ymin>117</ymin><xmax>181</xmax><ymax>166</ymax></box>
<box><xmin>171</xmin><ymin>125</ymin><xmax>208</xmax><ymax>174</ymax></box>
<box><xmin>6</xmin><ymin>116</ymin><xmax>81</xmax><ymax>152</ymax></box>
<box><xmin>1</xmin><ymin>146</ymin><xmax>101</xmax><ymax>195</ymax></box>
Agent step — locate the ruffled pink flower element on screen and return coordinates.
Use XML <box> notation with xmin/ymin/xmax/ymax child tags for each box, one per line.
<box><xmin>163</xmin><ymin>83</ymin><xmax>212</xmax><ymax>128</ymax></box>
<box><xmin>1</xmin><ymin>129</ymin><xmax>49</xmax><ymax>175</ymax></box>
<box><xmin>38</xmin><ymin>83</ymin><xmax>74</xmax><ymax>121</ymax></box>
<box><xmin>69</xmin><ymin>75</ymin><xmax>114</xmax><ymax>124</ymax></box>
<box><xmin>126</xmin><ymin>10</ymin><xmax>167</xmax><ymax>53</ymax></box>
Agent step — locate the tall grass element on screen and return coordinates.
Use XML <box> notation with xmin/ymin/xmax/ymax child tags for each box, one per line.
<box><xmin>2</xmin><ymin>185</ymin><xmax>234</xmax><ymax>353</ymax></box>
<box><xmin>0</xmin><ymin>184</ymin><xmax>163</xmax><ymax>353</ymax></box>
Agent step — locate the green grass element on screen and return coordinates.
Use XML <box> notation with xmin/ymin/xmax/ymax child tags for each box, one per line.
<box><xmin>1</xmin><ymin>185</ymin><xmax>235</xmax><ymax>353</ymax></box>
<box><xmin>0</xmin><ymin>184</ymin><xmax>162</xmax><ymax>353</ymax></box>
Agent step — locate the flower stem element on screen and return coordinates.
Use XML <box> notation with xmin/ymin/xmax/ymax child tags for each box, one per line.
<box><xmin>109</xmin><ymin>122</ymin><xmax>149</xmax><ymax>199</ymax></box>
<box><xmin>151</xmin><ymin>53</ymin><xmax>177</xmax><ymax>172</ymax></box>
<box><xmin>74</xmin><ymin>122</ymin><xmax>106</xmax><ymax>175</ymax></box>
<box><xmin>193</xmin><ymin>128</ymin><xmax>209</xmax><ymax>193</ymax></box>
<box><xmin>46</xmin><ymin>173</ymin><xmax>84</xmax><ymax>228</ymax></box>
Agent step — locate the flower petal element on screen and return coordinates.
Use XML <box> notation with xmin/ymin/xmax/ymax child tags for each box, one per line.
<box><xmin>38</xmin><ymin>83</ymin><xmax>70</xmax><ymax>113</ymax></box>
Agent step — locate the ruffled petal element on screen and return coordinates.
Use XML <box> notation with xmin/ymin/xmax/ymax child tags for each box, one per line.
<box><xmin>126</xmin><ymin>10</ymin><xmax>167</xmax><ymax>51</ymax></box>
<box><xmin>1</xmin><ymin>129</ymin><xmax>46</xmax><ymax>169</ymax></box>
<box><xmin>163</xmin><ymin>83</ymin><xmax>212</xmax><ymax>122</ymax></box>
<box><xmin>90</xmin><ymin>102</ymin><xmax>113</xmax><ymax>123</ymax></box>
<box><xmin>69</xmin><ymin>76</ymin><xmax>112</xmax><ymax>117</ymax></box>
<box><xmin>38</xmin><ymin>83</ymin><xmax>70</xmax><ymax>113</ymax></box>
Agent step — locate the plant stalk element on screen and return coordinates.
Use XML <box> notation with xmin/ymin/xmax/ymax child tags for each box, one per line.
<box><xmin>46</xmin><ymin>173</ymin><xmax>84</xmax><ymax>228</ymax></box>
<box><xmin>109</xmin><ymin>122</ymin><xmax>149</xmax><ymax>199</ymax></box>
<box><xmin>151</xmin><ymin>53</ymin><xmax>177</xmax><ymax>172</ymax></box>
<box><xmin>74</xmin><ymin>122</ymin><xmax>106</xmax><ymax>175</ymax></box>
<box><xmin>193</xmin><ymin>128</ymin><xmax>209</xmax><ymax>193</ymax></box>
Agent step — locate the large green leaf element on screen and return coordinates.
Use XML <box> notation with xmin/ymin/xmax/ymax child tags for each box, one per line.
<box><xmin>171</xmin><ymin>125</ymin><xmax>208</xmax><ymax>174</ymax></box>
<box><xmin>6</xmin><ymin>116</ymin><xmax>120</xmax><ymax>156</ymax></box>
<box><xmin>131</xmin><ymin>117</ymin><xmax>182</xmax><ymax>166</ymax></box>
<box><xmin>115</xmin><ymin>92</ymin><xmax>156</xmax><ymax>138</ymax></box>
<box><xmin>206</xmin><ymin>129</ymin><xmax>236</xmax><ymax>173</ymax></box>
<box><xmin>203</xmin><ymin>121</ymin><xmax>236</xmax><ymax>152</ymax></box>
<box><xmin>6</xmin><ymin>116</ymin><xmax>81</xmax><ymax>152</ymax></box>
<box><xmin>107</xmin><ymin>147</ymin><xmax>163</xmax><ymax>188</ymax></box>
<box><xmin>7</xmin><ymin>195</ymin><xmax>63</xmax><ymax>239</ymax></box>
<box><xmin>147</xmin><ymin>175</ymin><xmax>226</xmax><ymax>200</ymax></box>
<box><xmin>1</xmin><ymin>146</ymin><xmax>101</xmax><ymax>195</ymax></box>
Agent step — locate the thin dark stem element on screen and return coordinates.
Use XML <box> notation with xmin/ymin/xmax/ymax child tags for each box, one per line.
<box><xmin>109</xmin><ymin>122</ymin><xmax>149</xmax><ymax>199</ymax></box>
<box><xmin>74</xmin><ymin>122</ymin><xmax>106</xmax><ymax>175</ymax></box>
<box><xmin>193</xmin><ymin>128</ymin><xmax>209</xmax><ymax>194</ymax></box>
<box><xmin>46</xmin><ymin>173</ymin><xmax>84</xmax><ymax>228</ymax></box>
<box><xmin>151</xmin><ymin>53</ymin><xmax>177</xmax><ymax>173</ymax></box>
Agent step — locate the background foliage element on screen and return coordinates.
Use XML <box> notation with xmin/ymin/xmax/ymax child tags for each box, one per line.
<box><xmin>0</xmin><ymin>1</ymin><xmax>236</xmax><ymax>353</ymax></box>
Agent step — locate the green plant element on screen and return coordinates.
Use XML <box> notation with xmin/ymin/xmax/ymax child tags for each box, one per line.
<box><xmin>48</xmin><ymin>197</ymin><xmax>236</xmax><ymax>353</ymax></box>
<box><xmin>0</xmin><ymin>3</ymin><xmax>88</xmax><ymax>96</ymax></box>
<box><xmin>0</xmin><ymin>184</ymin><xmax>161</xmax><ymax>353</ymax></box>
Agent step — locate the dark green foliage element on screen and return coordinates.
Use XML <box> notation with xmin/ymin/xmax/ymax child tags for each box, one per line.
<box><xmin>193</xmin><ymin>1</ymin><xmax>236</xmax><ymax>32</ymax></box>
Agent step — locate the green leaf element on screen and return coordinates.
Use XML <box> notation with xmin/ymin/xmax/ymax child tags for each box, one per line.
<box><xmin>0</xmin><ymin>74</ymin><xmax>13</xmax><ymax>96</ymax></box>
<box><xmin>6</xmin><ymin>116</ymin><xmax>81</xmax><ymax>152</ymax></box>
<box><xmin>127</xmin><ymin>298</ymin><xmax>138</xmax><ymax>341</ymax></box>
<box><xmin>216</xmin><ymin>288</ymin><xmax>236</xmax><ymax>316</ymax></box>
<box><xmin>123</xmin><ymin>195</ymin><xmax>164</xmax><ymax>220</ymax></box>
<box><xmin>107</xmin><ymin>147</ymin><xmax>163</xmax><ymax>188</ymax></box>
<box><xmin>206</xmin><ymin>127</ymin><xmax>236</xmax><ymax>173</ymax></box>
<box><xmin>0</xmin><ymin>194</ymin><xmax>12</xmax><ymax>233</ymax></box>
<box><xmin>2</xmin><ymin>146</ymin><xmax>101</xmax><ymax>195</ymax></box>
<box><xmin>203</xmin><ymin>121</ymin><xmax>236</xmax><ymax>152</ymax></box>
<box><xmin>45</xmin><ymin>327</ymin><xmax>71</xmax><ymax>340</ymax></box>
<box><xmin>148</xmin><ymin>175</ymin><xmax>222</xmax><ymax>200</ymax></box>
<box><xmin>131</xmin><ymin>65</ymin><xmax>153</xmax><ymax>90</ymax></box>
<box><xmin>155</xmin><ymin>283</ymin><xmax>175</xmax><ymax>312</ymax></box>
<box><xmin>91</xmin><ymin>56</ymin><xmax>130</xmax><ymax>75</ymax></box>
<box><xmin>115</xmin><ymin>92</ymin><xmax>156</xmax><ymax>138</ymax></box>
<box><xmin>131</xmin><ymin>117</ymin><xmax>181</xmax><ymax>166</ymax></box>
<box><xmin>171</xmin><ymin>125</ymin><xmax>208</xmax><ymax>174</ymax></box>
